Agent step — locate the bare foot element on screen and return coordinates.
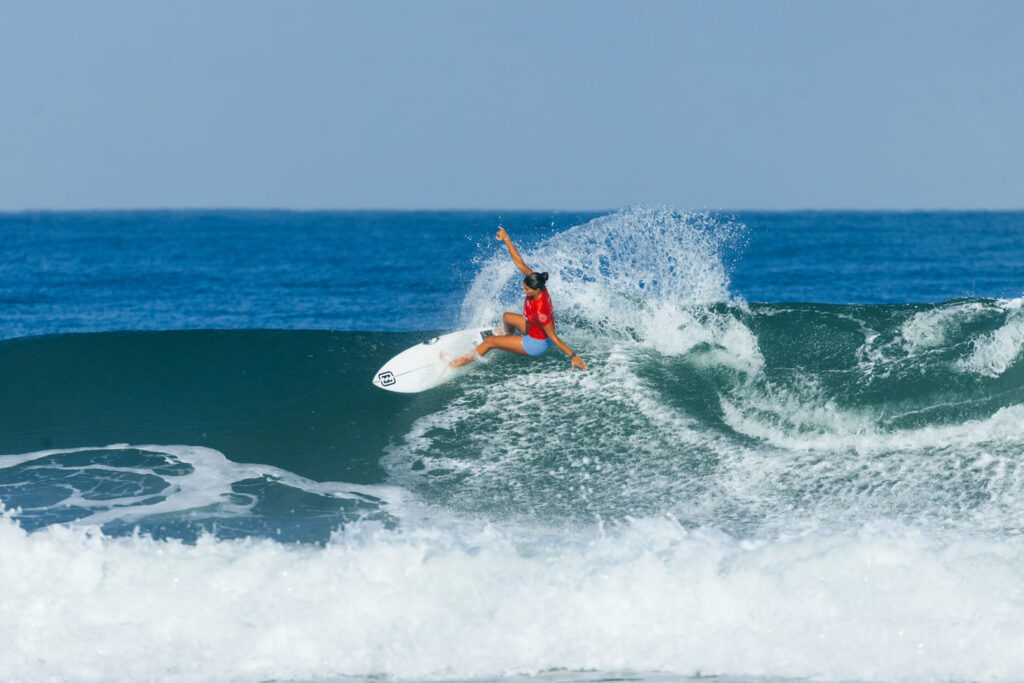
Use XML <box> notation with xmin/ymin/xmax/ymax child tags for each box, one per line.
<box><xmin>449</xmin><ymin>352</ymin><xmax>474</xmax><ymax>369</ymax></box>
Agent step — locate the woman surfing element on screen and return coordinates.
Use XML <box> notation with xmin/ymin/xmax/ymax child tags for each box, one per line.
<box><xmin>450</xmin><ymin>227</ymin><xmax>587</xmax><ymax>370</ymax></box>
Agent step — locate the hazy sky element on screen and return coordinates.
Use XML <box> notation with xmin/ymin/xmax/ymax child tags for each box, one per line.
<box><xmin>2</xmin><ymin>1</ymin><xmax>1022</xmax><ymax>210</ymax></box>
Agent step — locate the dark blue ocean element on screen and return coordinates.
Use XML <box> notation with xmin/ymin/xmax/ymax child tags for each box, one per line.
<box><xmin>3</xmin><ymin>209</ymin><xmax>1021</xmax><ymax>339</ymax></box>
<box><xmin>2</xmin><ymin>207</ymin><xmax>1024</xmax><ymax>682</ymax></box>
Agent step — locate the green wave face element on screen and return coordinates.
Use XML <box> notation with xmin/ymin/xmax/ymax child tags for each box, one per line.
<box><xmin>0</xmin><ymin>330</ymin><xmax>427</xmax><ymax>484</ymax></box>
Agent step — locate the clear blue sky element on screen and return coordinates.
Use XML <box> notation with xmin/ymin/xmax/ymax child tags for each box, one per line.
<box><xmin>2</xmin><ymin>1</ymin><xmax>1022</xmax><ymax>210</ymax></box>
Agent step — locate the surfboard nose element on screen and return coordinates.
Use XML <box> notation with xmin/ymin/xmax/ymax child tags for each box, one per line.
<box><xmin>373</xmin><ymin>369</ymin><xmax>396</xmax><ymax>388</ymax></box>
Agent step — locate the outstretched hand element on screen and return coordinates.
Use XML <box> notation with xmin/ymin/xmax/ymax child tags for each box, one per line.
<box><xmin>496</xmin><ymin>226</ymin><xmax>510</xmax><ymax>243</ymax></box>
<box><xmin>571</xmin><ymin>355</ymin><xmax>588</xmax><ymax>371</ymax></box>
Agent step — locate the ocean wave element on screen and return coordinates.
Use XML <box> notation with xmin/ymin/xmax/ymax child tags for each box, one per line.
<box><xmin>3</xmin><ymin>295</ymin><xmax>1024</xmax><ymax>537</ymax></box>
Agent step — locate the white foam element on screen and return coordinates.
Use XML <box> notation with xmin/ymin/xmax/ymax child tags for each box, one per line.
<box><xmin>852</xmin><ymin>300</ymin><xmax>995</xmax><ymax>378</ymax></box>
<box><xmin>713</xmin><ymin>385</ymin><xmax>1024</xmax><ymax>534</ymax></box>
<box><xmin>720</xmin><ymin>372</ymin><xmax>1024</xmax><ymax>455</ymax></box>
<box><xmin>0</xmin><ymin>445</ymin><xmax>408</xmax><ymax>528</ymax></box>
<box><xmin>957</xmin><ymin>298</ymin><xmax>1024</xmax><ymax>377</ymax></box>
<box><xmin>380</xmin><ymin>340</ymin><xmax>734</xmax><ymax>522</ymax></box>
<box><xmin>900</xmin><ymin>301</ymin><xmax>987</xmax><ymax>353</ymax></box>
<box><xmin>639</xmin><ymin>303</ymin><xmax>764</xmax><ymax>371</ymax></box>
<box><xmin>3</xmin><ymin>512</ymin><xmax>1024</xmax><ymax>682</ymax></box>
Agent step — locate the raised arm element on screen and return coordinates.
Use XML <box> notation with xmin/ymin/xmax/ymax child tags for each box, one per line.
<box><xmin>496</xmin><ymin>227</ymin><xmax>533</xmax><ymax>276</ymax></box>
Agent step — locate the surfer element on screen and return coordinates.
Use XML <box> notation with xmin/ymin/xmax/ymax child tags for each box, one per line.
<box><xmin>451</xmin><ymin>227</ymin><xmax>588</xmax><ymax>370</ymax></box>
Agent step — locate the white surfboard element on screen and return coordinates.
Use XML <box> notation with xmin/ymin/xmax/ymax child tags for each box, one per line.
<box><xmin>371</xmin><ymin>326</ymin><xmax>500</xmax><ymax>393</ymax></box>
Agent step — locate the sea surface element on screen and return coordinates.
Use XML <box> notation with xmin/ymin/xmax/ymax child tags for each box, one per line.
<box><xmin>2</xmin><ymin>207</ymin><xmax>1024</xmax><ymax>682</ymax></box>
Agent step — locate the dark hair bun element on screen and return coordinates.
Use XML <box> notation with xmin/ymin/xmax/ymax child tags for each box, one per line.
<box><xmin>523</xmin><ymin>271</ymin><xmax>549</xmax><ymax>290</ymax></box>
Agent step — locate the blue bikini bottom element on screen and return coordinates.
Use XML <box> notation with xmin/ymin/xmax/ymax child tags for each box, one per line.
<box><xmin>521</xmin><ymin>335</ymin><xmax>552</xmax><ymax>357</ymax></box>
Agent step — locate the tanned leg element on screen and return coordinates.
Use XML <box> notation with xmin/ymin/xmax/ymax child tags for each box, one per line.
<box><xmin>503</xmin><ymin>312</ymin><xmax>527</xmax><ymax>336</ymax></box>
<box><xmin>450</xmin><ymin>334</ymin><xmax>528</xmax><ymax>368</ymax></box>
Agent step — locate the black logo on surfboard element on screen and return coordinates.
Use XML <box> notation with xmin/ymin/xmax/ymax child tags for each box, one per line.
<box><xmin>377</xmin><ymin>371</ymin><xmax>395</xmax><ymax>386</ymax></box>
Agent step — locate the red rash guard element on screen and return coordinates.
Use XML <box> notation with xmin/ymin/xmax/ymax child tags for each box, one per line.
<box><xmin>524</xmin><ymin>290</ymin><xmax>554</xmax><ymax>340</ymax></box>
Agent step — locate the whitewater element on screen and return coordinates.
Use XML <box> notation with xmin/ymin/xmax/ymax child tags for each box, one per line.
<box><xmin>2</xmin><ymin>208</ymin><xmax>1024</xmax><ymax>682</ymax></box>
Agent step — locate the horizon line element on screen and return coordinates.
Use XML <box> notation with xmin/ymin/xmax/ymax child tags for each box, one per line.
<box><xmin>3</xmin><ymin>206</ymin><xmax>1024</xmax><ymax>215</ymax></box>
